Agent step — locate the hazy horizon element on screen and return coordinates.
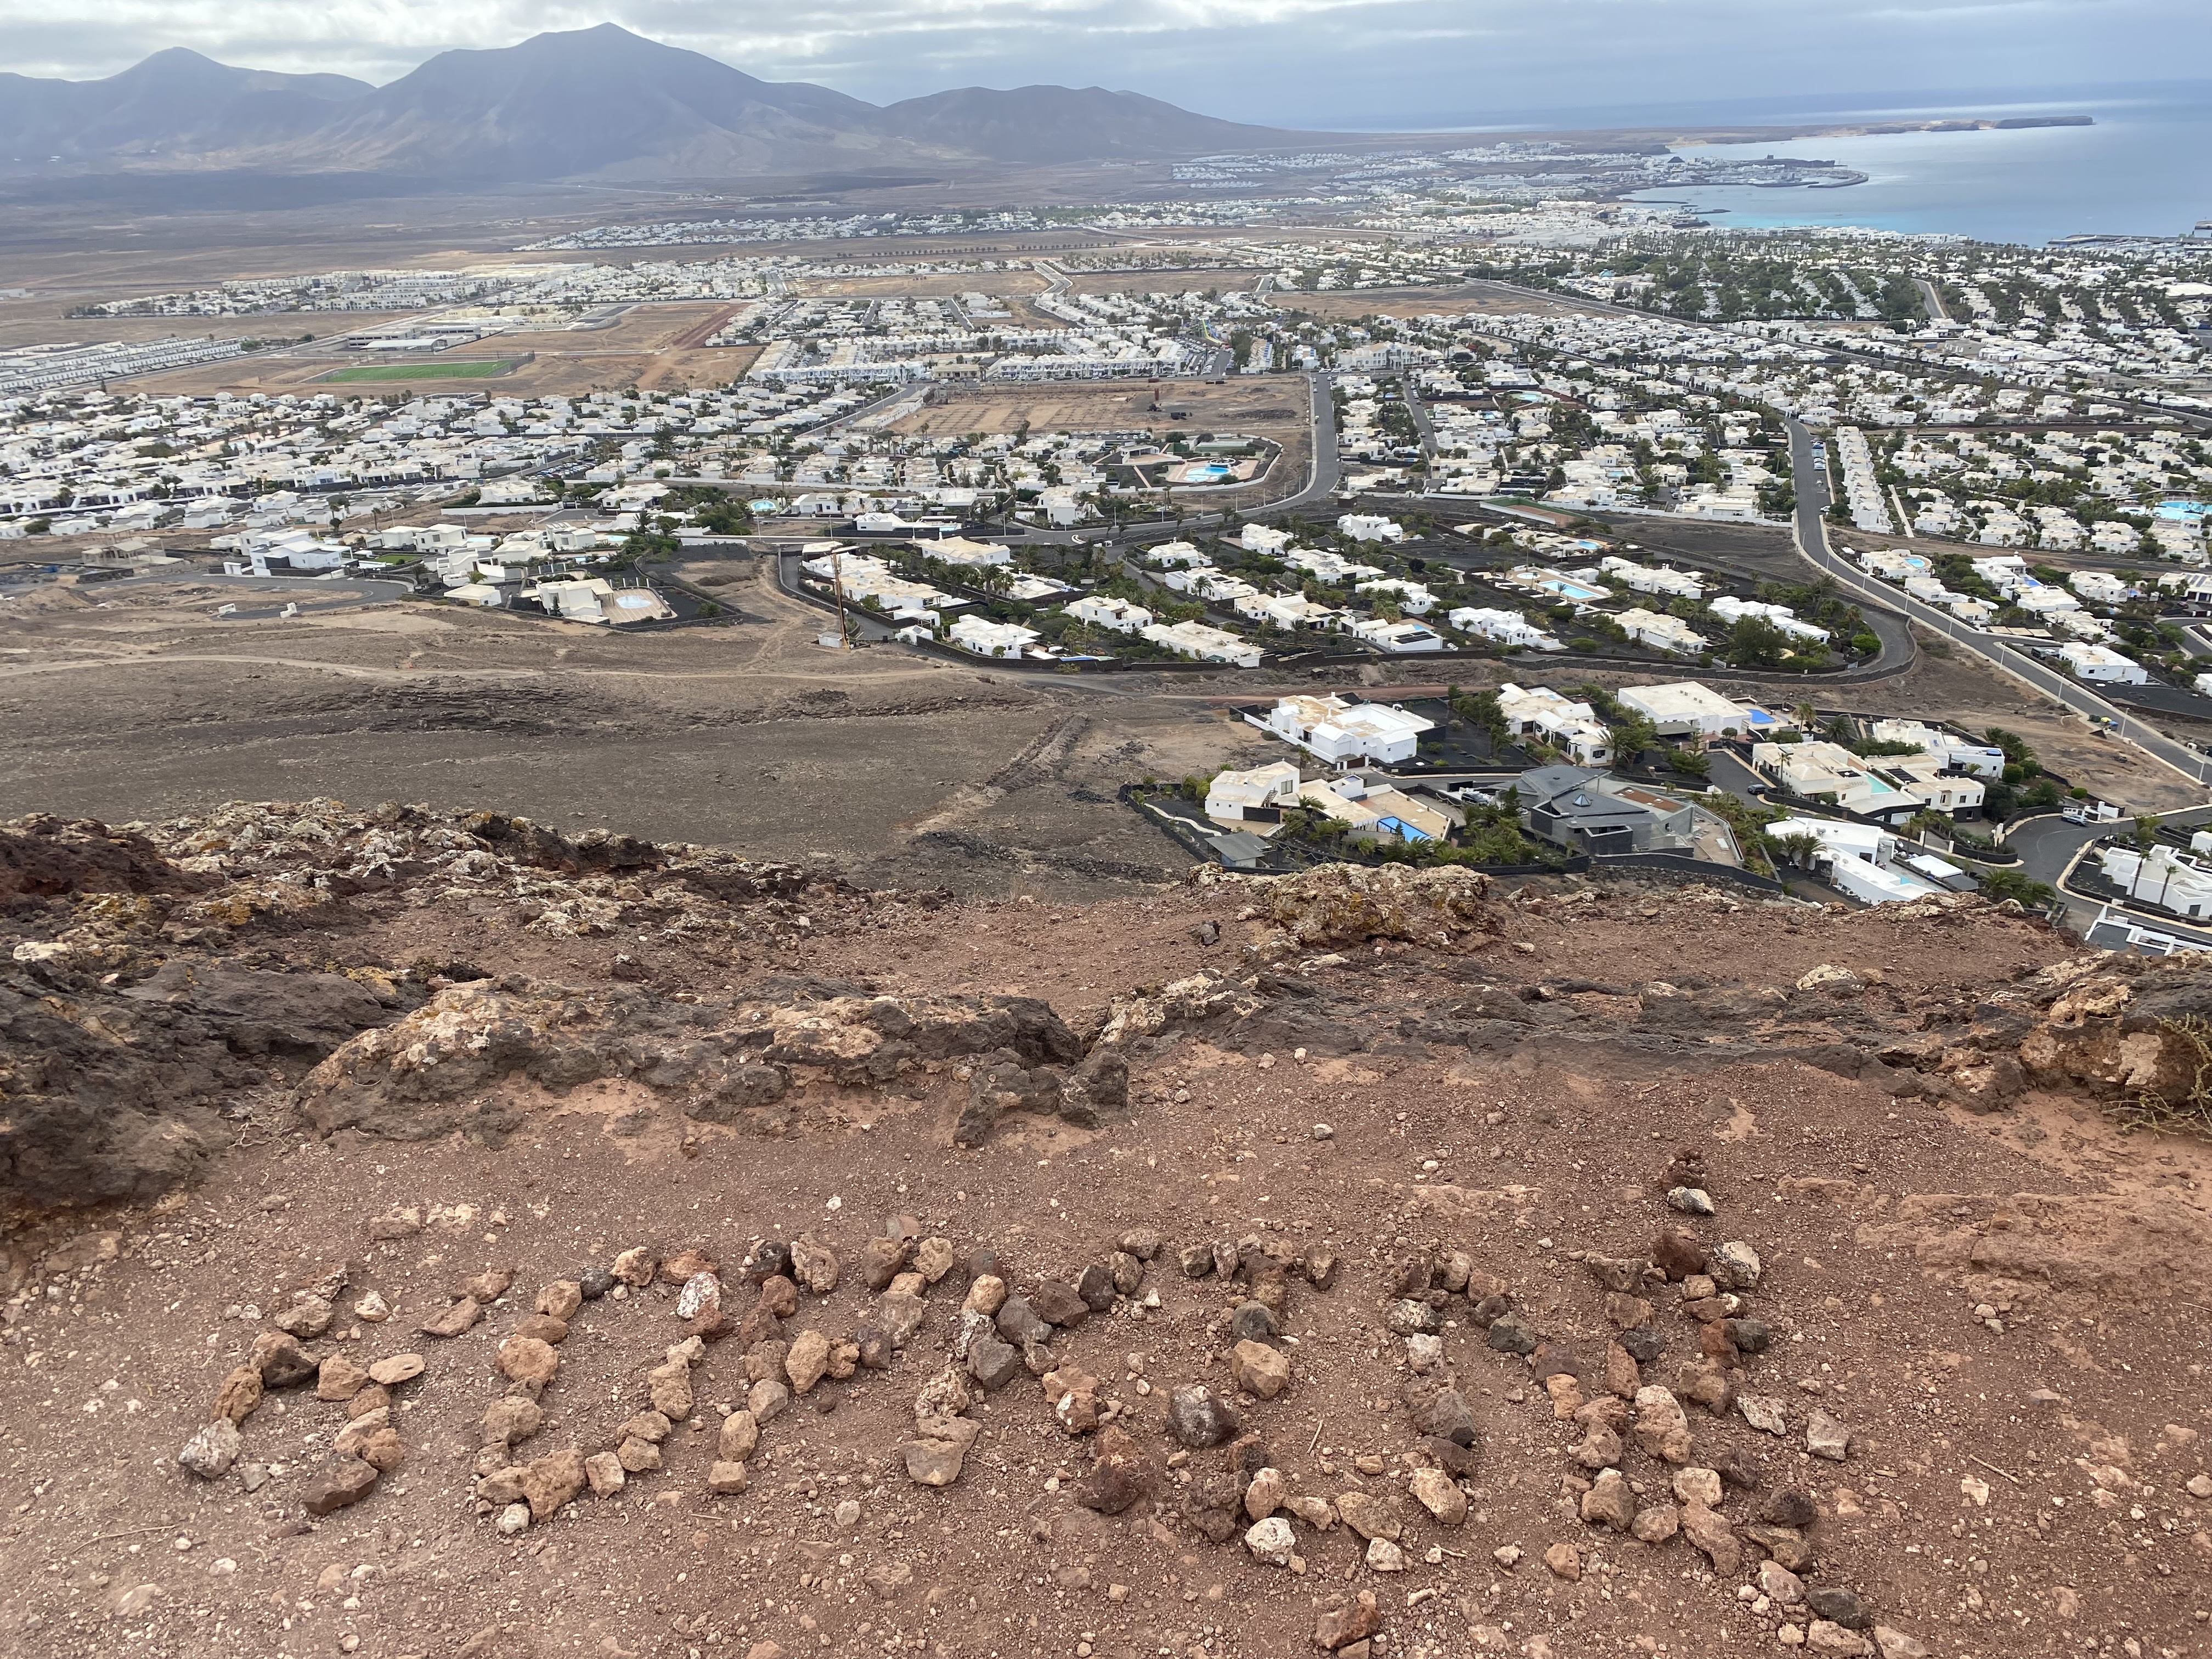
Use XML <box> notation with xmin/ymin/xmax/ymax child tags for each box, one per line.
<box><xmin>4</xmin><ymin>4</ymin><xmax>2206</xmax><ymax>131</ymax></box>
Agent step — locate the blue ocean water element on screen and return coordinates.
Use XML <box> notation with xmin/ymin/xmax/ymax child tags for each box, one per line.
<box><xmin>1615</xmin><ymin>89</ymin><xmax>2212</xmax><ymax>245</ymax></box>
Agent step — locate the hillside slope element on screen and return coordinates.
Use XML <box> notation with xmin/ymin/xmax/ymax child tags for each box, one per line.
<box><xmin>2</xmin><ymin>804</ymin><xmax>2208</xmax><ymax>1659</ymax></box>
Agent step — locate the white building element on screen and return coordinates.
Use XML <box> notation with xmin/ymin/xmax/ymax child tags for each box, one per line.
<box><xmin>1753</xmin><ymin>740</ymin><xmax>1926</xmax><ymax>822</ymax></box>
<box><xmin>1831</xmin><ymin>426</ymin><xmax>1895</xmax><ymax>535</ymax></box>
<box><xmin>1256</xmin><ymin>694</ymin><xmax>1435</xmax><ymax>765</ymax></box>
<box><xmin>1336</xmin><ymin>514</ymin><xmax>1404</xmax><ymax>543</ymax></box>
<box><xmin>2100</xmin><ymin>843</ymin><xmax>2212</xmax><ymax>919</ymax></box>
<box><xmin>1063</xmin><ymin>594</ymin><xmax>1153</xmax><ymax>633</ymax></box>
<box><xmin>1495</xmin><ymin>683</ymin><xmax>1613</xmax><ymax>765</ymax></box>
<box><xmin>1599</xmin><ymin>556</ymin><xmax>1706</xmax><ymax>600</ymax></box>
<box><xmin>1239</xmin><ymin>524</ymin><xmax>1295</xmax><ymax>555</ymax></box>
<box><xmin>221</xmin><ymin>526</ymin><xmax>350</xmax><ymax>577</ymax></box>
<box><xmin>1355</xmin><ymin>578</ymin><xmax>1436</xmax><ymax>615</ymax></box>
<box><xmin>2056</xmin><ymin>641</ymin><xmax>2148</xmax><ymax>684</ymax></box>
<box><xmin>1140</xmin><ymin>619</ymin><xmax>1263</xmax><ymax>668</ymax></box>
<box><xmin>921</xmin><ymin>536</ymin><xmax>1014</xmax><ymax>567</ymax></box>
<box><xmin>1204</xmin><ymin>760</ymin><xmax>1302</xmax><ymax>822</ymax></box>
<box><xmin>1146</xmin><ymin>540</ymin><xmax>1210</xmax><ymax>568</ymax></box>
<box><xmin>799</xmin><ymin>550</ymin><xmax>953</xmax><ymax>623</ymax></box>
<box><xmin>1768</xmin><ymin>816</ymin><xmax>1946</xmax><ymax>906</ymax></box>
<box><xmin>1234</xmin><ymin>591</ymin><xmax>1344</xmax><ymax>631</ymax></box>
<box><xmin>1447</xmin><ymin>606</ymin><xmax>1562</xmax><ymax>651</ymax></box>
<box><xmin>2069</xmin><ymin>569</ymin><xmax>2135</xmax><ymax>605</ymax></box>
<box><xmin>1618</xmin><ymin>681</ymin><xmax>1748</xmax><ymax>738</ymax></box>
<box><xmin>947</xmin><ymin>614</ymin><xmax>1041</xmax><ymax>657</ymax></box>
<box><xmin>1348</xmin><ymin>617</ymin><xmax>1445</xmax><ymax>653</ymax></box>
<box><xmin>1866</xmin><ymin>718</ymin><xmax>2007</xmax><ymax>777</ymax></box>
<box><xmin>1616</xmin><ymin>607</ymin><xmax>1709</xmax><ymax>656</ymax></box>
<box><xmin>524</xmin><ymin>577</ymin><xmax>672</xmax><ymax>625</ymax></box>
<box><xmin>1707</xmin><ymin>596</ymin><xmax>1831</xmax><ymax>643</ymax></box>
<box><xmin>1874</xmin><ymin>752</ymin><xmax>1986</xmax><ymax>815</ymax></box>
<box><xmin>2014</xmin><ymin>586</ymin><xmax>2083</xmax><ymax>620</ymax></box>
<box><xmin>1285</xmin><ymin>548</ymin><xmax>1386</xmax><ymax>584</ymax></box>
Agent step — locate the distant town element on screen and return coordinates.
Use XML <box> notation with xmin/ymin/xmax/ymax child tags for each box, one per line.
<box><xmin>7</xmin><ymin>202</ymin><xmax>2212</xmax><ymax>947</ymax></box>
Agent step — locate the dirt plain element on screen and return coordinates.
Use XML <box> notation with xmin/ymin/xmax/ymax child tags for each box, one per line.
<box><xmin>0</xmin><ymin>561</ymin><xmax>1271</xmax><ymax>900</ymax></box>
<box><xmin>120</xmin><ymin>304</ymin><xmax>765</xmax><ymax>401</ymax></box>
<box><xmin>7</xmin><ymin>538</ymin><xmax>2209</xmax><ymax>897</ymax></box>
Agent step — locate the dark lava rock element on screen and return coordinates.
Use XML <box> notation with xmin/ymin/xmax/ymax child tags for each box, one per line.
<box><xmin>995</xmin><ymin>1295</ymin><xmax>1052</xmax><ymax>1348</ymax></box>
<box><xmin>1618</xmin><ymin>1325</ymin><xmax>1667</xmax><ymax>1365</ymax></box>
<box><xmin>966</xmin><ymin>1334</ymin><xmax>1023</xmax><ymax>1392</ymax></box>
<box><xmin>1723</xmin><ymin>1317</ymin><xmax>1771</xmax><ymax>1355</ymax></box>
<box><xmin>1167</xmin><ymin>1385</ymin><xmax>1240</xmax><ymax>1449</ymax></box>
<box><xmin>1028</xmin><ymin>1280</ymin><xmax>1091</xmax><ymax>1329</ymax></box>
<box><xmin>1803</xmin><ymin>1587</ymin><xmax>1870</xmax><ymax>1630</ymax></box>
<box><xmin>1231</xmin><ymin>1301</ymin><xmax>1279</xmax><ymax>1344</ymax></box>
<box><xmin>1486</xmin><ymin>1316</ymin><xmax>1539</xmax><ymax>1356</ymax></box>
<box><xmin>1764</xmin><ymin>1486</ymin><xmax>1819</xmax><ymax>1527</ymax></box>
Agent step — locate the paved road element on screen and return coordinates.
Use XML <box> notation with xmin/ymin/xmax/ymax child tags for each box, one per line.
<box><xmin>1784</xmin><ymin>415</ymin><xmax>2212</xmax><ymax>794</ymax></box>
<box><xmin>1272</xmin><ymin>371</ymin><xmax>1340</xmax><ymax>513</ymax></box>
<box><xmin>1401</xmin><ymin>380</ymin><xmax>1437</xmax><ymax>455</ymax></box>
<box><xmin>1706</xmin><ymin>749</ymin><xmax>1773</xmax><ymax>809</ymax></box>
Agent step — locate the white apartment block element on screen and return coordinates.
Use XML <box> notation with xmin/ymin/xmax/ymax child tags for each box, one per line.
<box><xmin>1831</xmin><ymin>426</ymin><xmax>1895</xmax><ymax>535</ymax></box>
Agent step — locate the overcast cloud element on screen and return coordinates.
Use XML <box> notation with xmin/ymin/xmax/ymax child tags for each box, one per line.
<box><xmin>3</xmin><ymin>0</ymin><xmax>2204</xmax><ymax>125</ymax></box>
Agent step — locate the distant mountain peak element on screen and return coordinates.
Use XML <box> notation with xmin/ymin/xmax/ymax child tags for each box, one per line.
<box><xmin>0</xmin><ymin>24</ymin><xmax>1307</xmax><ymax>183</ymax></box>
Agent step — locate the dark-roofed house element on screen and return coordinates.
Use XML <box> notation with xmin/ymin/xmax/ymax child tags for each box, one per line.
<box><xmin>1515</xmin><ymin>764</ymin><xmax>1702</xmax><ymax>855</ymax></box>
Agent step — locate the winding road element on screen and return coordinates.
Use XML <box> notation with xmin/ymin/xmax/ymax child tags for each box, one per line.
<box><xmin>1784</xmin><ymin>415</ymin><xmax>2212</xmax><ymax>793</ymax></box>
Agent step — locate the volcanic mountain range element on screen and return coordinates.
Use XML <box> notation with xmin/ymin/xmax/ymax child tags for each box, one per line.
<box><xmin>0</xmin><ymin>23</ymin><xmax>1305</xmax><ymax>182</ymax></box>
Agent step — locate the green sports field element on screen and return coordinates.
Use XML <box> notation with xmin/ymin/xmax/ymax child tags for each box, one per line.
<box><xmin>321</xmin><ymin>359</ymin><xmax>519</xmax><ymax>383</ymax></box>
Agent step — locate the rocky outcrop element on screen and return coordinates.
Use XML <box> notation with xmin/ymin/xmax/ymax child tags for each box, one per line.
<box><xmin>0</xmin><ymin>979</ymin><xmax>252</xmax><ymax>1223</ymax></box>
<box><xmin>118</xmin><ymin>961</ymin><xmax>390</xmax><ymax>1058</ymax></box>
<box><xmin>294</xmin><ymin>977</ymin><xmax>1086</xmax><ymax>1146</ymax></box>
<box><xmin>0</xmin><ymin>799</ymin><xmax>924</xmax><ymax>1217</ymax></box>
<box><xmin>1199</xmin><ymin>862</ymin><xmax>1497</xmax><ymax>950</ymax></box>
<box><xmin>2002</xmin><ymin>953</ymin><xmax>2212</xmax><ymax>1130</ymax></box>
<box><xmin>1</xmin><ymin>815</ymin><xmax>212</xmax><ymax>909</ymax></box>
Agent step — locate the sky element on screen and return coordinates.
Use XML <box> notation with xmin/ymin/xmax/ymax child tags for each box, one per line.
<box><xmin>4</xmin><ymin>0</ymin><xmax>2208</xmax><ymax>126</ymax></box>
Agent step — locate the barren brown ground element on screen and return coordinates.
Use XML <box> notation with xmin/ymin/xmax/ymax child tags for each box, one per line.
<box><xmin>120</xmin><ymin>304</ymin><xmax>764</xmax><ymax>400</ymax></box>
<box><xmin>0</xmin><ymin>561</ymin><xmax>1269</xmax><ymax>899</ymax></box>
<box><xmin>3</xmin><ymin>851</ymin><xmax>2210</xmax><ymax>1659</ymax></box>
